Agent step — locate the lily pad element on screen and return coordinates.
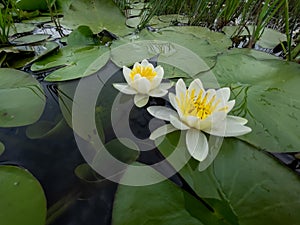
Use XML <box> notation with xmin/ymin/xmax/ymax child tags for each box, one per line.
<box><xmin>67</xmin><ymin>25</ymin><xmax>100</xmax><ymax>46</ymax></box>
<box><xmin>10</xmin><ymin>34</ymin><xmax>50</xmax><ymax>45</ymax></box>
<box><xmin>223</xmin><ymin>26</ymin><xmax>287</xmax><ymax>49</ymax></box>
<box><xmin>0</xmin><ymin>68</ymin><xmax>45</xmax><ymax>127</ymax></box>
<box><xmin>10</xmin><ymin>23</ymin><xmax>36</xmax><ymax>35</ymax></box>
<box><xmin>31</xmin><ymin>45</ymin><xmax>109</xmax><ymax>81</ymax></box>
<box><xmin>0</xmin><ymin>165</ymin><xmax>46</xmax><ymax>225</ymax></box>
<box><xmin>58</xmin><ymin>0</ymin><xmax>133</xmax><ymax>36</ymax></box>
<box><xmin>112</xmin><ymin>162</ymin><xmax>238</xmax><ymax>225</ymax></box>
<box><xmin>126</xmin><ymin>17</ymin><xmax>141</xmax><ymax>28</ymax></box>
<box><xmin>210</xmin><ymin>51</ymin><xmax>300</xmax><ymax>152</ymax></box>
<box><xmin>16</xmin><ymin>0</ymin><xmax>49</xmax><ymax>11</ymax></box>
<box><xmin>88</xmin><ymin>26</ymin><xmax>230</xmax><ymax>81</ymax></box>
<box><xmin>157</xmin><ymin>132</ymin><xmax>300</xmax><ymax>225</ymax></box>
<box><xmin>4</xmin><ymin>41</ymin><xmax>59</xmax><ymax>68</ymax></box>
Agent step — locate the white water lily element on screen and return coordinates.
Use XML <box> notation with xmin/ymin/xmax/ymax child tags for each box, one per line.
<box><xmin>113</xmin><ymin>59</ymin><xmax>172</xmax><ymax>107</ymax></box>
<box><xmin>147</xmin><ymin>78</ymin><xmax>251</xmax><ymax>162</ymax></box>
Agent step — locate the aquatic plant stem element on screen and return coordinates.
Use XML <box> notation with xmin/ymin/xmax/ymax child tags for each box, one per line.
<box><xmin>46</xmin><ymin>188</ymin><xmax>81</xmax><ymax>225</ymax></box>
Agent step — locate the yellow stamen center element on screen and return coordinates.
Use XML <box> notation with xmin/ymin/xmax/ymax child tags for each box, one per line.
<box><xmin>130</xmin><ymin>65</ymin><xmax>157</xmax><ymax>81</ymax></box>
<box><xmin>177</xmin><ymin>89</ymin><xmax>227</xmax><ymax>120</ymax></box>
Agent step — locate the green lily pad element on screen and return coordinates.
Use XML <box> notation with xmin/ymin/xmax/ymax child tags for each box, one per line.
<box><xmin>148</xmin><ymin>14</ymin><xmax>189</xmax><ymax>28</ymax></box>
<box><xmin>67</xmin><ymin>25</ymin><xmax>100</xmax><ymax>46</ymax></box>
<box><xmin>4</xmin><ymin>41</ymin><xmax>59</xmax><ymax>68</ymax></box>
<box><xmin>16</xmin><ymin>0</ymin><xmax>49</xmax><ymax>11</ymax></box>
<box><xmin>31</xmin><ymin>45</ymin><xmax>109</xmax><ymax>81</ymax></box>
<box><xmin>0</xmin><ymin>141</ymin><xmax>4</xmax><ymax>156</ymax></box>
<box><xmin>59</xmin><ymin>0</ymin><xmax>133</xmax><ymax>36</ymax></box>
<box><xmin>0</xmin><ymin>165</ymin><xmax>46</xmax><ymax>225</ymax></box>
<box><xmin>126</xmin><ymin>17</ymin><xmax>141</xmax><ymax>28</ymax></box>
<box><xmin>223</xmin><ymin>26</ymin><xmax>287</xmax><ymax>49</ymax></box>
<box><xmin>112</xmin><ymin>162</ymin><xmax>238</xmax><ymax>225</ymax></box>
<box><xmin>157</xmin><ymin>132</ymin><xmax>300</xmax><ymax>225</ymax></box>
<box><xmin>10</xmin><ymin>34</ymin><xmax>50</xmax><ymax>45</ymax></box>
<box><xmin>88</xmin><ymin>26</ymin><xmax>230</xmax><ymax>81</ymax></box>
<box><xmin>10</xmin><ymin>23</ymin><xmax>36</xmax><ymax>35</ymax></box>
<box><xmin>0</xmin><ymin>68</ymin><xmax>45</xmax><ymax>127</ymax></box>
<box><xmin>210</xmin><ymin>51</ymin><xmax>300</xmax><ymax>152</ymax></box>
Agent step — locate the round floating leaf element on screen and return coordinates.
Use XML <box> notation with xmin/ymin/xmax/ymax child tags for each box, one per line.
<box><xmin>0</xmin><ymin>141</ymin><xmax>4</xmax><ymax>156</ymax></box>
<box><xmin>158</xmin><ymin>132</ymin><xmax>300</xmax><ymax>225</ymax></box>
<box><xmin>59</xmin><ymin>0</ymin><xmax>133</xmax><ymax>36</ymax></box>
<box><xmin>112</xmin><ymin>162</ymin><xmax>237</xmax><ymax>225</ymax></box>
<box><xmin>10</xmin><ymin>23</ymin><xmax>36</xmax><ymax>35</ymax></box>
<box><xmin>89</xmin><ymin>27</ymin><xmax>230</xmax><ymax>81</ymax></box>
<box><xmin>223</xmin><ymin>26</ymin><xmax>287</xmax><ymax>49</ymax></box>
<box><xmin>5</xmin><ymin>41</ymin><xmax>59</xmax><ymax>68</ymax></box>
<box><xmin>32</xmin><ymin>45</ymin><xmax>109</xmax><ymax>81</ymax></box>
<box><xmin>10</xmin><ymin>34</ymin><xmax>50</xmax><ymax>45</ymax></box>
<box><xmin>210</xmin><ymin>51</ymin><xmax>300</xmax><ymax>152</ymax></box>
<box><xmin>0</xmin><ymin>165</ymin><xmax>46</xmax><ymax>225</ymax></box>
<box><xmin>67</xmin><ymin>25</ymin><xmax>100</xmax><ymax>46</ymax></box>
<box><xmin>126</xmin><ymin>17</ymin><xmax>141</xmax><ymax>28</ymax></box>
<box><xmin>16</xmin><ymin>0</ymin><xmax>48</xmax><ymax>11</ymax></box>
<box><xmin>0</xmin><ymin>68</ymin><xmax>45</xmax><ymax>127</ymax></box>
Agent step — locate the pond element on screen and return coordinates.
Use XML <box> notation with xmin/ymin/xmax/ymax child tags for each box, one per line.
<box><xmin>0</xmin><ymin>1</ymin><xmax>300</xmax><ymax>225</ymax></box>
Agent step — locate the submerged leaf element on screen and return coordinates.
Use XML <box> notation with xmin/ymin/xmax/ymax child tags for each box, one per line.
<box><xmin>0</xmin><ymin>141</ymin><xmax>4</xmax><ymax>156</ymax></box>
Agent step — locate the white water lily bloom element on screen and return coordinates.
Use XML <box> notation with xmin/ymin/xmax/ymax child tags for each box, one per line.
<box><xmin>147</xmin><ymin>78</ymin><xmax>251</xmax><ymax>162</ymax></box>
<box><xmin>113</xmin><ymin>59</ymin><xmax>172</xmax><ymax>107</ymax></box>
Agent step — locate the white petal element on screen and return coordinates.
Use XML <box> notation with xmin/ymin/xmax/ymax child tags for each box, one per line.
<box><xmin>205</xmin><ymin>89</ymin><xmax>217</xmax><ymax>102</ymax></box>
<box><xmin>151</xmin><ymin>72</ymin><xmax>163</xmax><ymax>89</ymax></box>
<box><xmin>141</xmin><ymin>59</ymin><xmax>151</xmax><ymax>67</ymax></box>
<box><xmin>159</xmin><ymin>82</ymin><xmax>173</xmax><ymax>90</ymax></box>
<box><xmin>170</xmin><ymin>115</ymin><xmax>190</xmax><ymax>130</ymax></box>
<box><xmin>133</xmin><ymin>62</ymin><xmax>141</xmax><ymax>69</ymax></box>
<box><xmin>155</xmin><ymin>65</ymin><xmax>164</xmax><ymax>77</ymax></box>
<box><xmin>227</xmin><ymin>115</ymin><xmax>248</xmax><ymax>125</ymax></box>
<box><xmin>134</xmin><ymin>94</ymin><xmax>149</xmax><ymax>107</ymax></box>
<box><xmin>123</xmin><ymin>66</ymin><xmax>132</xmax><ymax>84</ymax></box>
<box><xmin>169</xmin><ymin>93</ymin><xmax>179</xmax><ymax>111</ymax></box>
<box><xmin>148</xmin><ymin>88</ymin><xmax>168</xmax><ymax>97</ymax></box>
<box><xmin>188</xmin><ymin>79</ymin><xmax>204</xmax><ymax>93</ymax></box>
<box><xmin>203</xmin><ymin>116</ymin><xmax>251</xmax><ymax>137</ymax></box>
<box><xmin>112</xmin><ymin>83</ymin><xmax>137</xmax><ymax>95</ymax></box>
<box><xmin>216</xmin><ymin>87</ymin><xmax>231</xmax><ymax>102</ymax></box>
<box><xmin>186</xmin><ymin>129</ymin><xmax>209</xmax><ymax>161</ymax></box>
<box><xmin>184</xmin><ymin>115</ymin><xmax>201</xmax><ymax>130</ymax></box>
<box><xmin>132</xmin><ymin>76</ymin><xmax>151</xmax><ymax>94</ymax></box>
<box><xmin>149</xmin><ymin>123</ymin><xmax>178</xmax><ymax>140</ymax></box>
<box><xmin>175</xmin><ymin>79</ymin><xmax>187</xmax><ymax>96</ymax></box>
<box><xmin>226</xmin><ymin>100</ymin><xmax>235</xmax><ymax>113</ymax></box>
<box><xmin>147</xmin><ymin>106</ymin><xmax>177</xmax><ymax>121</ymax></box>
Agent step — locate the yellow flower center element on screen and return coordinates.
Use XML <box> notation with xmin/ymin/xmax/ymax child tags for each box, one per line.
<box><xmin>177</xmin><ymin>89</ymin><xmax>227</xmax><ymax>120</ymax></box>
<box><xmin>130</xmin><ymin>65</ymin><xmax>157</xmax><ymax>81</ymax></box>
